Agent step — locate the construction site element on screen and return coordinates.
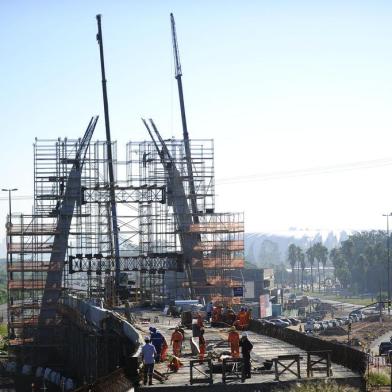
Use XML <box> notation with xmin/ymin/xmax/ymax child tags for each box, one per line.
<box><xmin>1</xmin><ymin>12</ymin><xmax>368</xmax><ymax>392</ymax></box>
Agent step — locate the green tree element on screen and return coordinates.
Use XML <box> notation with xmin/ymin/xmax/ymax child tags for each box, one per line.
<box><xmin>288</xmin><ymin>244</ymin><xmax>298</xmax><ymax>288</ymax></box>
<box><xmin>306</xmin><ymin>246</ymin><xmax>316</xmax><ymax>292</ymax></box>
<box><xmin>298</xmin><ymin>248</ymin><xmax>306</xmax><ymax>290</ymax></box>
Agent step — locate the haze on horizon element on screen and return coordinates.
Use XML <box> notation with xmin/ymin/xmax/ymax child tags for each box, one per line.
<box><xmin>1</xmin><ymin>1</ymin><xmax>392</xmax><ymax>250</ymax></box>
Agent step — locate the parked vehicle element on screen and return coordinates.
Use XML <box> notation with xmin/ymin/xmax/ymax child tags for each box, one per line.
<box><xmin>379</xmin><ymin>341</ymin><xmax>392</xmax><ymax>356</ymax></box>
<box><xmin>350</xmin><ymin>314</ymin><xmax>359</xmax><ymax>322</ymax></box>
<box><xmin>270</xmin><ymin>319</ymin><xmax>290</xmax><ymax>327</ymax></box>
<box><xmin>279</xmin><ymin>318</ymin><xmax>293</xmax><ymax>325</ymax></box>
<box><xmin>288</xmin><ymin>317</ymin><xmax>300</xmax><ymax>326</ymax></box>
<box><xmin>304</xmin><ymin>320</ymin><xmax>314</xmax><ymax>332</ymax></box>
<box><xmin>350</xmin><ymin>310</ymin><xmax>364</xmax><ymax>321</ymax></box>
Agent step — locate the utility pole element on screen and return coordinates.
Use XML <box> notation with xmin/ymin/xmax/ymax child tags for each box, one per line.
<box><xmin>96</xmin><ymin>14</ymin><xmax>121</xmax><ymax>298</ymax></box>
<box><xmin>383</xmin><ymin>213</ymin><xmax>392</xmax><ymax>316</ymax></box>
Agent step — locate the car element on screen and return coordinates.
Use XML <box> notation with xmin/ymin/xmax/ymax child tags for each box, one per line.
<box><xmin>350</xmin><ymin>314</ymin><xmax>359</xmax><ymax>322</ymax></box>
<box><xmin>379</xmin><ymin>341</ymin><xmax>392</xmax><ymax>356</ymax></box>
<box><xmin>259</xmin><ymin>319</ymin><xmax>275</xmax><ymax>326</ymax></box>
<box><xmin>270</xmin><ymin>319</ymin><xmax>290</xmax><ymax>327</ymax></box>
<box><xmin>350</xmin><ymin>310</ymin><xmax>364</xmax><ymax>321</ymax></box>
<box><xmin>279</xmin><ymin>317</ymin><xmax>293</xmax><ymax>325</ymax></box>
<box><xmin>288</xmin><ymin>317</ymin><xmax>300</xmax><ymax>326</ymax></box>
<box><xmin>304</xmin><ymin>320</ymin><xmax>314</xmax><ymax>332</ymax></box>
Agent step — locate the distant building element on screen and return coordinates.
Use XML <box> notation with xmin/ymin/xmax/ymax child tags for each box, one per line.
<box><xmin>242</xmin><ymin>268</ymin><xmax>274</xmax><ymax>300</ymax></box>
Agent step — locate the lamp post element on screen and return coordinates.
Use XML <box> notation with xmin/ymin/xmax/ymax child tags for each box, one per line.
<box><xmin>2</xmin><ymin>188</ymin><xmax>18</xmax><ymax>235</ymax></box>
<box><xmin>383</xmin><ymin>213</ymin><xmax>392</xmax><ymax>316</ymax></box>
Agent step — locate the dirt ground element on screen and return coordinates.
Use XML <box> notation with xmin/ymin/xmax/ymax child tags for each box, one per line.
<box><xmin>315</xmin><ymin>316</ymin><xmax>392</xmax><ymax>349</ymax></box>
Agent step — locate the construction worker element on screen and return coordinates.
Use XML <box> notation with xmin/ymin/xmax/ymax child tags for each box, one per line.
<box><xmin>170</xmin><ymin>327</ymin><xmax>184</xmax><ymax>357</ymax></box>
<box><xmin>237</xmin><ymin>307</ymin><xmax>247</xmax><ymax>330</ymax></box>
<box><xmin>141</xmin><ymin>336</ymin><xmax>157</xmax><ymax>386</ymax></box>
<box><xmin>239</xmin><ymin>332</ymin><xmax>253</xmax><ymax>380</ymax></box>
<box><xmin>225</xmin><ymin>306</ymin><xmax>237</xmax><ymax>325</ymax></box>
<box><xmin>160</xmin><ymin>334</ymin><xmax>169</xmax><ymax>362</ymax></box>
<box><xmin>168</xmin><ymin>355</ymin><xmax>183</xmax><ymax>372</ymax></box>
<box><xmin>212</xmin><ymin>305</ymin><xmax>222</xmax><ymax>324</ymax></box>
<box><xmin>199</xmin><ymin>328</ymin><xmax>206</xmax><ymax>362</ymax></box>
<box><xmin>228</xmin><ymin>326</ymin><xmax>240</xmax><ymax>358</ymax></box>
<box><xmin>243</xmin><ymin>307</ymin><xmax>252</xmax><ymax>329</ymax></box>
<box><xmin>197</xmin><ymin>312</ymin><xmax>204</xmax><ymax>328</ymax></box>
<box><xmin>150</xmin><ymin>327</ymin><xmax>165</xmax><ymax>363</ymax></box>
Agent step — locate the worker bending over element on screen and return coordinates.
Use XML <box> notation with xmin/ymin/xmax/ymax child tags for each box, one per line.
<box><xmin>170</xmin><ymin>327</ymin><xmax>184</xmax><ymax>357</ymax></box>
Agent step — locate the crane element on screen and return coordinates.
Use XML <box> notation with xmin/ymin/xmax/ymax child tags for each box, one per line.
<box><xmin>170</xmin><ymin>13</ymin><xmax>200</xmax><ymax>226</ymax></box>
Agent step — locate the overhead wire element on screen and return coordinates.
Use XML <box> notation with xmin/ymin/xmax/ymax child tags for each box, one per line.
<box><xmin>216</xmin><ymin>157</ymin><xmax>392</xmax><ymax>185</ymax></box>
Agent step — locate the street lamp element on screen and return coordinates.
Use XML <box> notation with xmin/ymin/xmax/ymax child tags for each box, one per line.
<box><xmin>383</xmin><ymin>212</ymin><xmax>392</xmax><ymax>316</ymax></box>
<box><xmin>2</xmin><ymin>188</ymin><xmax>18</xmax><ymax>261</ymax></box>
<box><xmin>2</xmin><ymin>188</ymin><xmax>18</xmax><ymax>223</ymax></box>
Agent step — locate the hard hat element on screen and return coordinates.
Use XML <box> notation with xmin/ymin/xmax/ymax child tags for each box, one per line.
<box><xmin>144</xmin><ymin>336</ymin><xmax>151</xmax><ymax>342</ymax></box>
<box><xmin>242</xmin><ymin>332</ymin><xmax>248</xmax><ymax>338</ymax></box>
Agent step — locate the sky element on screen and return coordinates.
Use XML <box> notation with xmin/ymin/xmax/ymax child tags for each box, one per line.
<box><xmin>1</xmin><ymin>0</ymin><xmax>392</xmax><ymax>251</ymax></box>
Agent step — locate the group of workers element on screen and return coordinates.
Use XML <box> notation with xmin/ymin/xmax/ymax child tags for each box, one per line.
<box><xmin>208</xmin><ymin>302</ymin><xmax>252</xmax><ymax>330</ymax></box>
<box><xmin>141</xmin><ymin>303</ymin><xmax>254</xmax><ymax>386</ymax></box>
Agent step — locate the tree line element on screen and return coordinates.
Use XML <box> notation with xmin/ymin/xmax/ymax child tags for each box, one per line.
<box><xmin>287</xmin><ymin>242</ymin><xmax>328</xmax><ymax>292</ymax></box>
<box><xmin>287</xmin><ymin>230</ymin><xmax>390</xmax><ymax>295</ymax></box>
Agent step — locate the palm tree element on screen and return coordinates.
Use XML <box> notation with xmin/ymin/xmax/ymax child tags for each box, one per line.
<box><xmin>298</xmin><ymin>248</ymin><xmax>306</xmax><ymax>291</ymax></box>
<box><xmin>313</xmin><ymin>243</ymin><xmax>328</xmax><ymax>293</ymax></box>
<box><xmin>306</xmin><ymin>246</ymin><xmax>316</xmax><ymax>292</ymax></box>
<box><xmin>319</xmin><ymin>245</ymin><xmax>328</xmax><ymax>292</ymax></box>
<box><xmin>288</xmin><ymin>244</ymin><xmax>297</xmax><ymax>288</ymax></box>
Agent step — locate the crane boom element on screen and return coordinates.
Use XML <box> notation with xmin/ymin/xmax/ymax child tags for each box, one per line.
<box><xmin>170</xmin><ymin>13</ymin><xmax>182</xmax><ymax>78</ymax></box>
<box><xmin>170</xmin><ymin>13</ymin><xmax>200</xmax><ymax>225</ymax></box>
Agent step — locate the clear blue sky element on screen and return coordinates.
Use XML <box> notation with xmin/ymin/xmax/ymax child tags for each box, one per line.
<box><xmin>1</xmin><ymin>1</ymin><xmax>392</xmax><ymax>252</ymax></box>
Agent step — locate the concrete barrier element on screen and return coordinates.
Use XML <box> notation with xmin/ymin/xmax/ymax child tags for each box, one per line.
<box><xmin>249</xmin><ymin>319</ymin><xmax>367</xmax><ymax>375</ymax></box>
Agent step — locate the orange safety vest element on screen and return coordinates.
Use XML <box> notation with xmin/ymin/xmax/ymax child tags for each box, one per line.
<box><xmin>171</xmin><ymin>330</ymin><xmax>183</xmax><ymax>344</ymax></box>
<box><xmin>228</xmin><ymin>331</ymin><xmax>240</xmax><ymax>357</ymax></box>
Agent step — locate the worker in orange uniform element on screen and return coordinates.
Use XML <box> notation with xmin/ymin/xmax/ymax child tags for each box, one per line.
<box><xmin>244</xmin><ymin>308</ymin><xmax>252</xmax><ymax>328</ymax></box>
<box><xmin>237</xmin><ymin>307</ymin><xmax>247</xmax><ymax>330</ymax></box>
<box><xmin>198</xmin><ymin>328</ymin><xmax>206</xmax><ymax>362</ymax></box>
<box><xmin>228</xmin><ymin>326</ymin><xmax>240</xmax><ymax>358</ymax></box>
<box><xmin>170</xmin><ymin>327</ymin><xmax>184</xmax><ymax>357</ymax></box>
<box><xmin>197</xmin><ymin>312</ymin><xmax>204</xmax><ymax>328</ymax></box>
<box><xmin>212</xmin><ymin>305</ymin><xmax>222</xmax><ymax>324</ymax></box>
<box><xmin>160</xmin><ymin>334</ymin><xmax>169</xmax><ymax>362</ymax></box>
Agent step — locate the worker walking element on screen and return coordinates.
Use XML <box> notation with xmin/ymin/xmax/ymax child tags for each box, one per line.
<box><xmin>171</xmin><ymin>327</ymin><xmax>184</xmax><ymax>357</ymax></box>
<box><xmin>141</xmin><ymin>336</ymin><xmax>157</xmax><ymax>386</ymax></box>
<box><xmin>239</xmin><ymin>332</ymin><xmax>253</xmax><ymax>380</ymax></box>
<box><xmin>150</xmin><ymin>327</ymin><xmax>165</xmax><ymax>363</ymax></box>
<box><xmin>228</xmin><ymin>326</ymin><xmax>240</xmax><ymax>358</ymax></box>
<box><xmin>199</xmin><ymin>328</ymin><xmax>206</xmax><ymax>362</ymax></box>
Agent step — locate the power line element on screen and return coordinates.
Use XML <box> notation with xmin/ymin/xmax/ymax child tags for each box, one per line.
<box><xmin>0</xmin><ymin>195</ymin><xmax>32</xmax><ymax>201</ymax></box>
<box><xmin>216</xmin><ymin>157</ymin><xmax>392</xmax><ymax>185</ymax></box>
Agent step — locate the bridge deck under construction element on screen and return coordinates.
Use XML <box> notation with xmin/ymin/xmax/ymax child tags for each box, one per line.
<box><xmin>133</xmin><ymin>311</ymin><xmax>362</xmax><ymax>391</ymax></box>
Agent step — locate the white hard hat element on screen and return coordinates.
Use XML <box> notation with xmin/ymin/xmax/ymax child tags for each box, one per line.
<box><xmin>242</xmin><ymin>332</ymin><xmax>248</xmax><ymax>338</ymax></box>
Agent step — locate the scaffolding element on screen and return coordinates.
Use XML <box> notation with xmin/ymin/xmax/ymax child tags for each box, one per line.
<box><xmin>6</xmin><ymin>133</ymin><xmax>245</xmax><ymax>348</ymax></box>
<box><xmin>126</xmin><ymin>138</ymin><xmax>244</xmax><ymax>303</ymax></box>
<box><xmin>6</xmin><ymin>136</ymin><xmax>116</xmax><ymax>347</ymax></box>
